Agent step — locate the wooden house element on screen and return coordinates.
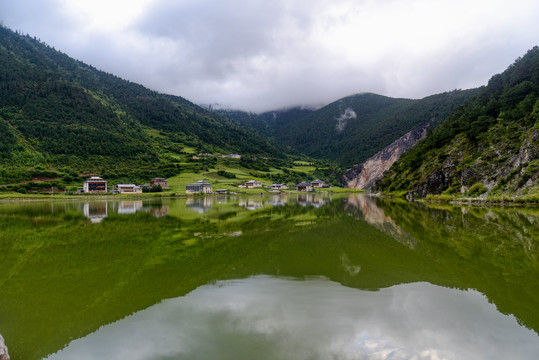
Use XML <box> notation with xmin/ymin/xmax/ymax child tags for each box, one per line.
<box><xmin>244</xmin><ymin>180</ymin><xmax>263</xmax><ymax>188</ymax></box>
<box><xmin>311</xmin><ymin>179</ymin><xmax>328</xmax><ymax>188</ymax></box>
<box><xmin>296</xmin><ymin>182</ymin><xmax>313</xmax><ymax>192</ymax></box>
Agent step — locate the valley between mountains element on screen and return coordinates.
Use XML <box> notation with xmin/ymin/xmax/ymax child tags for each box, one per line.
<box><xmin>0</xmin><ymin>25</ymin><xmax>537</xmax><ymax>201</ymax></box>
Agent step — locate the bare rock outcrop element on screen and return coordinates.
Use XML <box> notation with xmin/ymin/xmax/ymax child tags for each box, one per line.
<box><xmin>343</xmin><ymin>120</ymin><xmax>432</xmax><ymax>190</ymax></box>
<box><xmin>0</xmin><ymin>334</ymin><xmax>9</xmax><ymax>360</ymax></box>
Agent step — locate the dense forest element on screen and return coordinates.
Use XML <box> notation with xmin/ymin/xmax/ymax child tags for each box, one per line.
<box><xmin>0</xmin><ymin>26</ymin><xmax>282</xmax><ymax>186</ymax></box>
<box><xmin>374</xmin><ymin>47</ymin><xmax>539</xmax><ymax>198</ymax></box>
<box><xmin>217</xmin><ymin>90</ymin><xmax>479</xmax><ymax>168</ymax></box>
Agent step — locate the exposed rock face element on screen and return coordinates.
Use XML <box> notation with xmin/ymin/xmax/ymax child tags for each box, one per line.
<box><xmin>0</xmin><ymin>334</ymin><xmax>9</xmax><ymax>360</ymax></box>
<box><xmin>406</xmin><ymin>126</ymin><xmax>539</xmax><ymax>198</ymax></box>
<box><xmin>343</xmin><ymin>121</ymin><xmax>432</xmax><ymax>190</ymax></box>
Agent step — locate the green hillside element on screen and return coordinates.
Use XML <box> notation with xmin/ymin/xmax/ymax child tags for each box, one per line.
<box><xmin>0</xmin><ymin>26</ymin><xmax>282</xmax><ymax>186</ymax></box>
<box><xmin>218</xmin><ymin>91</ymin><xmax>478</xmax><ymax>168</ymax></box>
<box><xmin>375</xmin><ymin>47</ymin><xmax>539</xmax><ymax>199</ymax></box>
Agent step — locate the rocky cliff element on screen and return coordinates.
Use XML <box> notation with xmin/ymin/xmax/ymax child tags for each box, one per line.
<box><xmin>343</xmin><ymin>121</ymin><xmax>432</xmax><ymax>190</ymax></box>
<box><xmin>0</xmin><ymin>335</ymin><xmax>9</xmax><ymax>360</ymax></box>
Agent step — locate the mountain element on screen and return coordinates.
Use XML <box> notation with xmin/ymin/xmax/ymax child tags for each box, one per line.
<box><xmin>374</xmin><ymin>47</ymin><xmax>539</xmax><ymax>199</ymax></box>
<box><xmin>217</xmin><ymin>91</ymin><xmax>479</xmax><ymax>168</ymax></box>
<box><xmin>215</xmin><ymin>107</ymin><xmax>315</xmax><ymax>146</ymax></box>
<box><xmin>0</xmin><ymin>26</ymin><xmax>282</xmax><ymax>185</ymax></box>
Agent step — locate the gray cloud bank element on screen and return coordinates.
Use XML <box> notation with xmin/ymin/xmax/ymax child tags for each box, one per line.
<box><xmin>1</xmin><ymin>0</ymin><xmax>538</xmax><ymax>112</ymax></box>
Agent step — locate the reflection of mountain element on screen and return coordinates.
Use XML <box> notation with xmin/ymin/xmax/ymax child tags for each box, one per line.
<box><xmin>345</xmin><ymin>195</ymin><xmax>418</xmax><ymax>249</ymax></box>
<box><xmin>0</xmin><ymin>197</ymin><xmax>538</xmax><ymax>359</ymax></box>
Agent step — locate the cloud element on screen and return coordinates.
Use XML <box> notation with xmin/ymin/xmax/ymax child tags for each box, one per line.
<box><xmin>1</xmin><ymin>0</ymin><xmax>538</xmax><ymax>112</ymax></box>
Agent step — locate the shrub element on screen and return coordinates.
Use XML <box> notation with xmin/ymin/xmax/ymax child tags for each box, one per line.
<box><xmin>467</xmin><ymin>183</ymin><xmax>488</xmax><ymax>197</ymax></box>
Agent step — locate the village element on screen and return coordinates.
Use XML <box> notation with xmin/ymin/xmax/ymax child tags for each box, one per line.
<box><xmin>81</xmin><ymin>176</ymin><xmax>330</xmax><ymax>194</ymax></box>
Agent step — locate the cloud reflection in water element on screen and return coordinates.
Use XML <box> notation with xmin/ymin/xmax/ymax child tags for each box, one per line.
<box><xmin>47</xmin><ymin>276</ymin><xmax>539</xmax><ymax>360</ymax></box>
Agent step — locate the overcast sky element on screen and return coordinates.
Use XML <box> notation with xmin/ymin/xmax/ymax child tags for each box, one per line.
<box><xmin>1</xmin><ymin>0</ymin><xmax>538</xmax><ymax>112</ymax></box>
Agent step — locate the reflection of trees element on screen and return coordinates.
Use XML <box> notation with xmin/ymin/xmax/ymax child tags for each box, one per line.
<box><xmin>1</xmin><ymin>196</ymin><xmax>538</xmax><ymax>360</ymax></box>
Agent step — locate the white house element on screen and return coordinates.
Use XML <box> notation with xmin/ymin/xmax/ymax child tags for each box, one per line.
<box><xmin>83</xmin><ymin>176</ymin><xmax>107</xmax><ymax>193</ymax></box>
<box><xmin>117</xmin><ymin>184</ymin><xmax>142</xmax><ymax>194</ymax></box>
<box><xmin>270</xmin><ymin>183</ymin><xmax>288</xmax><ymax>190</ymax></box>
<box><xmin>244</xmin><ymin>180</ymin><xmax>263</xmax><ymax>188</ymax></box>
<box><xmin>186</xmin><ymin>180</ymin><xmax>213</xmax><ymax>194</ymax></box>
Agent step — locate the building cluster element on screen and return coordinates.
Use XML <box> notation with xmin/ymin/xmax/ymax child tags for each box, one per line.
<box><xmin>82</xmin><ymin>176</ymin><xmax>329</xmax><ymax>195</ymax></box>
<box><xmin>185</xmin><ymin>178</ymin><xmax>329</xmax><ymax>194</ymax></box>
<box><xmin>82</xmin><ymin>177</ymin><xmax>169</xmax><ymax>194</ymax></box>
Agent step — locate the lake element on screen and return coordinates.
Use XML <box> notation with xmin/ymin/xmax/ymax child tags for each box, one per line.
<box><xmin>0</xmin><ymin>194</ymin><xmax>538</xmax><ymax>359</ymax></box>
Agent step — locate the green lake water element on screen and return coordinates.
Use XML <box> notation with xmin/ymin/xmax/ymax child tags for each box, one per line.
<box><xmin>0</xmin><ymin>194</ymin><xmax>538</xmax><ymax>359</ymax></box>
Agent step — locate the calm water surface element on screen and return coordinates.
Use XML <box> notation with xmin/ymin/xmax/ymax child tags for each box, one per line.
<box><xmin>0</xmin><ymin>194</ymin><xmax>538</xmax><ymax>359</ymax></box>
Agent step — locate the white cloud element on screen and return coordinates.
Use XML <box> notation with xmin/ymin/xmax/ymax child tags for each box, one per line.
<box><xmin>1</xmin><ymin>0</ymin><xmax>538</xmax><ymax>111</ymax></box>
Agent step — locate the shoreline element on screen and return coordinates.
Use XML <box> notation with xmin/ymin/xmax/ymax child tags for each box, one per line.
<box><xmin>0</xmin><ymin>189</ymin><xmax>365</xmax><ymax>202</ymax></box>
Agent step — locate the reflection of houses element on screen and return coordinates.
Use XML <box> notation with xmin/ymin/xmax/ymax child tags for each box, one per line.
<box><xmin>117</xmin><ymin>184</ymin><xmax>142</xmax><ymax>194</ymax></box>
<box><xmin>149</xmin><ymin>205</ymin><xmax>169</xmax><ymax>218</ymax></box>
<box><xmin>296</xmin><ymin>182</ymin><xmax>313</xmax><ymax>192</ymax></box>
<box><xmin>186</xmin><ymin>180</ymin><xmax>213</xmax><ymax>194</ymax></box>
<box><xmin>270</xmin><ymin>183</ymin><xmax>288</xmax><ymax>190</ymax></box>
<box><xmin>149</xmin><ymin>177</ymin><xmax>169</xmax><ymax>190</ymax></box>
<box><xmin>83</xmin><ymin>176</ymin><xmax>107</xmax><ymax>193</ymax></box>
<box><xmin>83</xmin><ymin>202</ymin><xmax>108</xmax><ymax>223</ymax></box>
<box><xmin>297</xmin><ymin>194</ymin><xmax>330</xmax><ymax>208</ymax></box>
<box><xmin>268</xmin><ymin>194</ymin><xmax>288</xmax><ymax>206</ymax></box>
<box><xmin>186</xmin><ymin>197</ymin><xmax>214</xmax><ymax>213</ymax></box>
<box><xmin>297</xmin><ymin>194</ymin><xmax>313</xmax><ymax>207</ymax></box>
<box><xmin>239</xmin><ymin>198</ymin><xmax>263</xmax><ymax>210</ymax></box>
<box><xmin>117</xmin><ymin>201</ymin><xmax>143</xmax><ymax>214</ymax></box>
<box><xmin>311</xmin><ymin>179</ymin><xmax>328</xmax><ymax>188</ymax></box>
<box><xmin>311</xmin><ymin>197</ymin><xmax>330</xmax><ymax>208</ymax></box>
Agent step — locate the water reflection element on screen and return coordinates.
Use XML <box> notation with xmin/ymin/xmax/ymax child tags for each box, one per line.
<box><xmin>82</xmin><ymin>201</ymin><xmax>108</xmax><ymax>223</ymax></box>
<box><xmin>238</xmin><ymin>197</ymin><xmax>264</xmax><ymax>210</ymax></box>
<box><xmin>186</xmin><ymin>197</ymin><xmax>214</xmax><ymax>213</ymax></box>
<box><xmin>116</xmin><ymin>201</ymin><xmax>143</xmax><ymax>215</ymax></box>
<box><xmin>47</xmin><ymin>276</ymin><xmax>539</xmax><ymax>360</ymax></box>
<box><xmin>345</xmin><ymin>195</ymin><xmax>418</xmax><ymax>249</ymax></box>
<box><xmin>79</xmin><ymin>200</ymin><xmax>170</xmax><ymax>221</ymax></box>
<box><xmin>297</xmin><ymin>193</ymin><xmax>331</xmax><ymax>207</ymax></box>
<box><xmin>1</xmin><ymin>194</ymin><xmax>538</xmax><ymax>360</ymax></box>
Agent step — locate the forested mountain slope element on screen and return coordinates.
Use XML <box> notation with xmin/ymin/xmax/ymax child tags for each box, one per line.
<box><xmin>217</xmin><ymin>91</ymin><xmax>478</xmax><ymax>168</ymax></box>
<box><xmin>0</xmin><ymin>26</ymin><xmax>281</xmax><ymax>184</ymax></box>
<box><xmin>375</xmin><ymin>47</ymin><xmax>539</xmax><ymax>199</ymax></box>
